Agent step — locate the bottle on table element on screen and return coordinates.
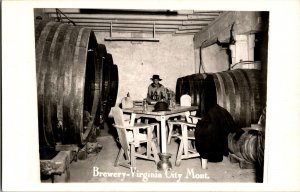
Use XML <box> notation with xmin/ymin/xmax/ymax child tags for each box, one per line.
<box><xmin>143</xmin><ymin>99</ymin><xmax>148</xmax><ymax>112</ymax></box>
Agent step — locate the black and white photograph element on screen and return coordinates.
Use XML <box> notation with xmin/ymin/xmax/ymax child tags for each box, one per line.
<box><xmin>2</xmin><ymin>0</ymin><xmax>300</xmax><ymax>191</ymax></box>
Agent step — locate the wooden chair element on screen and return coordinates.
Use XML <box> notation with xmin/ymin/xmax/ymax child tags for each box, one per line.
<box><xmin>167</xmin><ymin>94</ymin><xmax>195</xmax><ymax>144</ymax></box>
<box><xmin>174</xmin><ymin>118</ymin><xmax>200</xmax><ymax>166</ymax></box>
<box><xmin>111</xmin><ymin>107</ymin><xmax>160</xmax><ymax>170</ymax></box>
<box><xmin>172</xmin><ymin>115</ymin><xmax>208</xmax><ymax>169</ymax></box>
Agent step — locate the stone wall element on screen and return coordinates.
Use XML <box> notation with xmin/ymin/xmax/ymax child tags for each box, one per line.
<box><xmin>95</xmin><ymin>32</ymin><xmax>195</xmax><ymax>105</ymax></box>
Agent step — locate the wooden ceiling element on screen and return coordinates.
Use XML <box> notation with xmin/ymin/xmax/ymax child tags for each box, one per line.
<box><xmin>42</xmin><ymin>8</ymin><xmax>224</xmax><ymax>36</ymax></box>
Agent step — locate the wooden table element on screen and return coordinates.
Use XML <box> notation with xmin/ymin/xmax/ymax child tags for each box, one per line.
<box><xmin>122</xmin><ymin>105</ymin><xmax>198</xmax><ymax>153</ymax></box>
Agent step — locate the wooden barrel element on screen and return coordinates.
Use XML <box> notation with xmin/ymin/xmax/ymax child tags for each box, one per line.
<box><xmin>94</xmin><ymin>49</ymin><xmax>119</xmax><ymax>126</ymax></box>
<box><xmin>228</xmin><ymin>132</ymin><xmax>242</xmax><ymax>157</ymax></box>
<box><xmin>256</xmin><ymin>130</ymin><xmax>265</xmax><ymax>166</ymax></box>
<box><xmin>100</xmin><ymin>53</ymin><xmax>113</xmax><ymax>120</ymax></box>
<box><xmin>175</xmin><ymin>73</ymin><xmax>207</xmax><ymax>106</ymax></box>
<box><xmin>228</xmin><ymin>128</ymin><xmax>261</xmax><ymax>163</ymax></box>
<box><xmin>189</xmin><ymin>74</ymin><xmax>207</xmax><ymax>106</ymax></box>
<box><xmin>240</xmin><ymin>130</ymin><xmax>258</xmax><ymax>163</ymax></box>
<box><xmin>175</xmin><ymin>77</ymin><xmax>184</xmax><ymax>104</ymax></box>
<box><xmin>205</xmin><ymin>69</ymin><xmax>264</xmax><ymax>128</ymax></box>
<box><xmin>109</xmin><ymin>64</ymin><xmax>119</xmax><ymax>107</ymax></box>
<box><xmin>35</xmin><ymin>21</ymin><xmax>101</xmax><ymax>147</ymax></box>
<box><xmin>93</xmin><ymin>44</ymin><xmax>107</xmax><ymax>126</ymax></box>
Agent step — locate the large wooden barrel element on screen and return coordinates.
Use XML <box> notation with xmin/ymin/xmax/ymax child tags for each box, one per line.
<box><xmin>175</xmin><ymin>69</ymin><xmax>265</xmax><ymax>127</ymax></box>
<box><xmin>109</xmin><ymin>64</ymin><xmax>119</xmax><ymax>107</ymax></box>
<box><xmin>93</xmin><ymin>44</ymin><xmax>107</xmax><ymax>127</ymax></box>
<box><xmin>175</xmin><ymin>73</ymin><xmax>207</xmax><ymax>106</ymax></box>
<box><xmin>175</xmin><ymin>77</ymin><xmax>184</xmax><ymax>104</ymax></box>
<box><xmin>204</xmin><ymin>69</ymin><xmax>264</xmax><ymax>128</ymax></box>
<box><xmin>99</xmin><ymin>53</ymin><xmax>113</xmax><ymax>122</ymax></box>
<box><xmin>35</xmin><ymin>21</ymin><xmax>103</xmax><ymax>148</ymax></box>
<box><xmin>94</xmin><ymin>49</ymin><xmax>119</xmax><ymax>126</ymax></box>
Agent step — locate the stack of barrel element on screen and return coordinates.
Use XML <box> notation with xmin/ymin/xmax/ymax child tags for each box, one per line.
<box><xmin>175</xmin><ymin>69</ymin><xmax>266</xmax><ymax>169</ymax></box>
<box><xmin>35</xmin><ymin>20</ymin><xmax>119</xmax><ymax>154</ymax></box>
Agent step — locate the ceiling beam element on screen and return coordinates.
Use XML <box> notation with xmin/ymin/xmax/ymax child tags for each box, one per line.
<box><xmin>47</xmin><ymin>13</ymin><xmax>190</xmax><ymax>21</ymax></box>
<box><xmin>175</xmin><ymin>29</ymin><xmax>201</xmax><ymax>34</ymax></box>
<box><xmin>44</xmin><ymin>8</ymin><xmax>179</xmax><ymax>15</ymax></box>
<box><xmin>187</xmin><ymin>15</ymin><xmax>217</xmax><ymax>20</ymax></box>
<box><xmin>193</xmin><ymin>10</ymin><xmax>222</xmax><ymax>13</ymax></box>
<box><xmin>104</xmin><ymin>37</ymin><xmax>160</xmax><ymax>42</ymax></box>
<box><xmin>64</xmin><ymin>19</ymin><xmax>184</xmax><ymax>25</ymax></box>
<box><xmin>75</xmin><ymin>23</ymin><xmax>180</xmax><ymax>29</ymax></box>
<box><xmin>178</xmin><ymin>26</ymin><xmax>204</xmax><ymax>30</ymax></box>
<box><xmin>89</xmin><ymin>26</ymin><xmax>176</xmax><ymax>32</ymax></box>
<box><xmin>93</xmin><ymin>29</ymin><xmax>172</xmax><ymax>34</ymax></box>
<box><xmin>193</xmin><ymin>12</ymin><xmax>222</xmax><ymax>16</ymax></box>
<box><xmin>44</xmin><ymin>8</ymin><xmax>221</xmax><ymax>15</ymax></box>
<box><xmin>182</xmin><ymin>20</ymin><xmax>211</xmax><ymax>26</ymax></box>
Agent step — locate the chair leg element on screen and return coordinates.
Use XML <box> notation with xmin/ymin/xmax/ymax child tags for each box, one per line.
<box><xmin>175</xmin><ymin>139</ymin><xmax>184</xmax><ymax>166</ymax></box>
<box><xmin>146</xmin><ymin>140</ymin><xmax>151</xmax><ymax>158</ymax></box>
<box><xmin>150</xmin><ymin>124</ymin><xmax>160</xmax><ymax>146</ymax></box>
<box><xmin>156</xmin><ymin>125</ymin><xmax>160</xmax><ymax>146</ymax></box>
<box><xmin>151</xmin><ymin>141</ymin><xmax>160</xmax><ymax>163</ymax></box>
<box><xmin>114</xmin><ymin>148</ymin><xmax>124</xmax><ymax>167</ymax></box>
<box><xmin>167</xmin><ymin>123</ymin><xmax>173</xmax><ymax>144</ymax></box>
<box><xmin>130</xmin><ymin>144</ymin><xmax>136</xmax><ymax>169</ymax></box>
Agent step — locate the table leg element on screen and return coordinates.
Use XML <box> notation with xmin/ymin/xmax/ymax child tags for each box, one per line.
<box><xmin>130</xmin><ymin>113</ymin><xmax>136</xmax><ymax>126</ymax></box>
<box><xmin>160</xmin><ymin>116</ymin><xmax>166</xmax><ymax>153</ymax></box>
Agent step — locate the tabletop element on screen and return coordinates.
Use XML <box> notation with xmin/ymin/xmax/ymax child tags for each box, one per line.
<box><xmin>122</xmin><ymin>105</ymin><xmax>198</xmax><ymax>116</ymax></box>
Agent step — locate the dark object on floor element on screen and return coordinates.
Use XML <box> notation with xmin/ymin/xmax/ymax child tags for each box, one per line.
<box><xmin>40</xmin><ymin>151</ymin><xmax>70</xmax><ymax>183</ymax></box>
<box><xmin>194</xmin><ymin>104</ymin><xmax>244</xmax><ymax>162</ymax></box>
<box><xmin>86</xmin><ymin>142</ymin><xmax>103</xmax><ymax>154</ymax></box>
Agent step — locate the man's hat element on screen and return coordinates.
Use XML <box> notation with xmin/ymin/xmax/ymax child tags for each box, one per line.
<box><xmin>151</xmin><ymin>74</ymin><xmax>162</xmax><ymax>81</ymax></box>
<box><xmin>152</xmin><ymin>101</ymin><xmax>171</xmax><ymax>112</ymax></box>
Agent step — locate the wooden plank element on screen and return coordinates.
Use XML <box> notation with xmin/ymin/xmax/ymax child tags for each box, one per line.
<box><xmin>52</xmin><ymin>151</ymin><xmax>69</xmax><ymax>173</ymax></box>
<box><xmin>55</xmin><ymin>144</ymin><xmax>79</xmax><ymax>151</ymax></box>
<box><xmin>40</xmin><ymin>151</ymin><xmax>70</xmax><ymax>176</ymax></box>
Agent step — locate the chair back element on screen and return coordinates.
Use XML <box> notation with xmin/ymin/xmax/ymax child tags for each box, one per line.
<box><xmin>111</xmin><ymin>107</ymin><xmax>131</xmax><ymax>159</ymax></box>
<box><xmin>111</xmin><ymin>107</ymin><xmax>127</xmax><ymax>127</ymax></box>
<box><xmin>180</xmin><ymin>94</ymin><xmax>191</xmax><ymax>107</ymax></box>
<box><xmin>184</xmin><ymin>111</ymin><xmax>193</xmax><ymax>123</ymax></box>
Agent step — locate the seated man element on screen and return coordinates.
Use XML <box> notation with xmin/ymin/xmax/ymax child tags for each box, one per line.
<box><xmin>147</xmin><ymin>74</ymin><xmax>167</xmax><ymax>102</ymax></box>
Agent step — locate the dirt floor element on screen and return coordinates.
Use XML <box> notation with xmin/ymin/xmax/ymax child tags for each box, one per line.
<box><xmin>65</xmin><ymin>120</ymin><xmax>258</xmax><ymax>183</ymax></box>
